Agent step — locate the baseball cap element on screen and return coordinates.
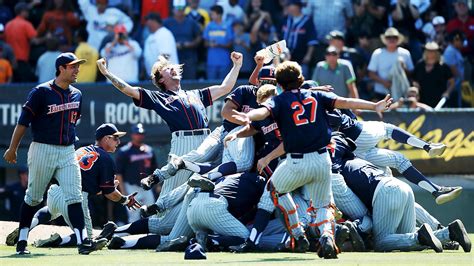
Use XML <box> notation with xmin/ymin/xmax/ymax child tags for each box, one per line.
<box><xmin>114</xmin><ymin>24</ymin><xmax>127</xmax><ymax>34</ymax></box>
<box><xmin>131</xmin><ymin>123</ymin><xmax>146</xmax><ymax>134</ymax></box>
<box><xmin>184</xmin><ymin>243</ymin><xmax>206</xmax><ymax>260</ymax></box>
<box><xmin>300</xmin><ymin>80</ymin><xmax>319</xmax><ymax>90</ymax></box>
<box><xmin>326</xmin><ymin>46</ymin><xmax>339</xmax><ymax>55</ymax></box>
<box><xmin>326</xmin><ymin>30</ymin><xmax>345</xmax><ymax>41</ymax></box>
<box><xmin>55</xmin><ymin>52</ymin><xmax>86</xmax><ymax>72</ymax></box>
<box><xmin>95</xmin><ymin>123</ymin><xmax>126</xmax><ymax>140</ymax></box>
<box><xmin>432</xmin><ymin>16</ymin><xmax>445</xmax><ymax>26</ymax></box>
<box><xmin>258</xmin><ymin>66</ymin><xmax>276</xmax><ymax>80</ymax></box>
<box><xmin>173</xmin><ymin>0</ymin><xmax>186</xmax><ymax>9</ymax></box>
<box><xmin>286</xmin><ymin>0</ymin><xmax>303</xmax><ymax>7</ymax></box>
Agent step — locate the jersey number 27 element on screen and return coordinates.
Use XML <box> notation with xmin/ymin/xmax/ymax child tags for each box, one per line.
<box><xmin>291</xmin><ymin>97</ymin><xmax>317</xmax><ymax>126</ymax></box>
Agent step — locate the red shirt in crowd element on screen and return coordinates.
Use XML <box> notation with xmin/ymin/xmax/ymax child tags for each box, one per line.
<box><xmin>447</xmin><ymin>16</ymin><xmax>474</xmax><ymax>54</ymax></box>
<box><xmin>37</xmin><ymin>10</ymin><xmax>80</xmax><ymax>46</ymax></box>
<box><xmin>141</xmin><ymin>0</ymin><xmax>169</xmax><ymax>24</ymax></box>
<box><xmin>5</xmin><ymin>16</ymin><xmax>37</xmax><ymax>62</ymax></box>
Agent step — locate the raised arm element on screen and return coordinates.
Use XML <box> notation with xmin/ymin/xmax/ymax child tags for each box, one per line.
<box><xmin>207</xmin><ymin>52</ymin><xmax>243</xmax><ymax>101</ymax></box>
<box><xmin>334</xmin><ymin>94</ymin><xmax>392</xmax><ymax>118</ymax></box>
<box><xmin>97</xmin><ymin>58</ymin><xmax>140</xmax><ymax>100</ymax></box>
<box><xmin>249</xmin><ymin>54</ymin><xmax>265</xmax><ymax>86</ymax></box>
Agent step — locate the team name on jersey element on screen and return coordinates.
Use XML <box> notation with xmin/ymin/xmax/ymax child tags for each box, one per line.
<box><xmin>164</xmin><ymin>95</ymin><xmax>178</xmax><ymax>105</ymax></box>
<box><xmin>261</xmin><ymin>122</ymin><xmax>278</xmax><ymax>135</ymax></box>
<box><xmin>130</xmin><ymin>153</ymin><xmax>153</xmax><ymax>162</ymax></box>
<box><xmin>47</xmin><ymin>102</ymin><xmax>80</xmax><ymax>114</ymax></box>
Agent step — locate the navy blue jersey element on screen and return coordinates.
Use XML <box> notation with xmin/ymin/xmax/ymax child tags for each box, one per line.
<box><xmin>115</xmin><ymin>142</ymin><xmax>157</xmax><ymax>186</ymax></box>
<box><xmin>327</xmin><ymin>109</ymin><xmax>362</xmax><ymax>141</ymax></box>
<box><xmin>18</xmin><ymin>80</ymin><xmax>82</xmax><ymax>146</ymax></box>
<box><xmin>223</xmin><ymin>85</ymin><xmax>260</xmax><ymax>132</ymax></box>
<box><xmin>76</xmin><ymin>145</ymin><xmax>116</xmax><ymax>195</ymax></box>
<box><xmin>133</xmin><ymin>87</ymin><xmax>213</xmax><ymax>132</ymax></box>
<box><xmin>263</xmin><ymin>89</ymin><xmax>336</xmax><ymax>153</ymax></box>
<box><xmin>214</xmin><ymin>172</ymin><xmax>266</xmax><ymax>222</ymax></box>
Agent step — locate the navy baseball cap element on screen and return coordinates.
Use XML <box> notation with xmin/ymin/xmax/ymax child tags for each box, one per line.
<box><xmin>131</xmin><ymin>123</ymin><xmax>145</xmax><ymax>134</ymax></box>
<box><xmin>184</xmin><ymin>243</ymin><xmax>206</xmax><ymax>260</ymax></box>
<box><xmin>300</xmin><ymin>80</ymin><xmax>319</xmax><ymax>90</ymax></box>
<box><xmin>95</xmin><ymin>123</ymin><xmax>126</xmax><ymax>140</ymax></box>
<box><xmin>258</xmin><ymin>66</ymin><xmax>276</xmax><ymax>80</ymax></box>
<box><xmin>55</xmin><ymin>52</ymin><xmax>86</xmax><ymax>72</ymax></box>
<box><xmin>286</xmin><ymin>0</ymin><xmax>303</xmax><ymax>6</ymax></box>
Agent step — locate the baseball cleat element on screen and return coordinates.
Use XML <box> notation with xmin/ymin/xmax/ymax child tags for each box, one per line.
<box><xmin>107</xmin><ymin>236</ymin><xmax>125</xmax><ymax>249</ymax></box>
<box><xmin>35</xmin><ymin>233</ymin><xmax>62</xmax><ymax>247</ymax></box>
<box><xmin>6</xmin><ymin>228</ymin><xmax>19</xmax><ymax>246</ymax></box>
<box><xmin>443</xmin><ymin>241</ymin><xmax>460</xmax><ymax>250</ymax></box>
<box><xmin>166</xmin><ymin>154</ymin><xmax>185</xmax><ymax>176</ymax></box>
<box><xmin>187</xmin><ymin>176</ymin><xmax>215</xmax><ymax>192</ymax></box>
<box><xmin>140</xmin><ymin>170</ymin><xmax>165</xmax><ymax>191</ymax></box>
<box><xmin>417</xmin><ymin>223</ymin><xmax>443</xmax><ymax>253</ymax></box>
<box><xmin>448</xmin><ymin>219</ymin><xmax>471</xmax><ymax>252</ymax></box>
<box><xmin>344</xmin><ymin>221</ymin><xmax>366</xmax><ymax>252</ymax></box>
<box><xmin>93</xmin><ymin>238</ymin><xmax>108</xmax><ymax>251</ymax></box>
<box><xmin>427</xmin><ymin>143</ymin><xmax>447</xmax><ymax>157</ymax></box>
<box><xmin>16</xmin><ymin>240</ymin><xmax>30</xmax><ymax>255</ymax></box>
<box><xmin>334</xmin><ymin>224</ymin><xmax>350</xmax><ymax>251</ymax></box>
<box><xmin>195</xmin><ymin>231</ymin><xmax>209</xmax><ymax>252</ymax></box>
<box><xmin>318</xmin><ymin>234</ymin><xmax>338</xmax><ymax>259</ymax></box>
<box><xmin>229</xmin><ymin>240</ymin><xmax>257</xmax><ymax>253</ymax></box>
<box><xmin>96</xmin><ymin>221</ymin><xmax>117</xmax><ymax>241</ymax></box>
<box><xmin>155</xmin><ymin>236</ymin><xmax>189</xmax><ymax>252</ymax></box>
<box><xmin>432</xmin><ymin>186</ymin><xmax>463</xmax><ymax>205</ymax></box>
<box><xmin>293</xmin><ymin>235</ymin><xmax>310</xmax><ymax>253</ymax></box>
<box><xmin>140</xmin><ymin>204</ymin><xmax>160</xmax><ymax>218</ymax></box>
<box><xmin>78</xmin><ymin>238</ymin><xmax>103</xmax><ymax>255</ymax></box>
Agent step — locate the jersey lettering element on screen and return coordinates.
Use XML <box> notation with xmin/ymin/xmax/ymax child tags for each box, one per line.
<box><xmin>76</xmin><ymin>148</ymin><xmax>99</xmax><ymax>171</ymax></box>
<box><xmin>291</xmin><ymin>97</ymin><xmax>318</xmax><ymax>126</ymax></box>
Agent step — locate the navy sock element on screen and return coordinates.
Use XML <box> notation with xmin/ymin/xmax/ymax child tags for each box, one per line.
<box><xmin>133</xmin><ymin>235</ymin><xmax>161</xmax><ymax>249</ymax></box>
<box><xmin>67</xmin><ymin>202</ymin><xmax>85</xmax><ymax>243</ymax></box>
<box><xmin>392</xmin><ymin>128</ymin><xmax>429</xmax><ymax>150</ymax></box>
<box><xmin>209</xmin><ymin>235</ymin><xmax>245</xmax><ymax>248</ymax></box>
<box><xmin>249</xmin><ymin>209</ymin><xmax>272</xmax><ymax>243</ymax></box>
<box><xmin>116</xmin><ymin>218</ymin><xmax>150</xmax><ymax>235</ymax></box>
<box><xmin>402</xmin><ymin>166</ymin><xmax>439</xmax><ymax>193</ymax></box>
<box><xmin>18</xmin><ymin>201</ymin><xmax>41</xmax><ymax>242</ymax></box>
<box><xmin>208</xmin><ymin>162</ymin><xmax>238</xmax><ymax>180</ymax></box>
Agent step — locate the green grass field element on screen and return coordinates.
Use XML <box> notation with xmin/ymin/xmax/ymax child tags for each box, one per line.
<box><xmin>1</xmin><ymin>236</ymin><xmax>473</xmax><ymax>266</ymax></box>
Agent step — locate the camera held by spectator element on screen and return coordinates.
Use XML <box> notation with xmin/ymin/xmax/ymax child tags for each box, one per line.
<box><xmin>390</xmin><ymin>87</ymin><xmax>433</xmax><ymax>111</ymax></box>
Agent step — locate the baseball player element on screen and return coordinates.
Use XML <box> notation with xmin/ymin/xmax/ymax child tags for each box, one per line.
<box><xmin>96</xmin><ymin>52</ymin><xmax>243</xmax><ymax>233</ymax></box>
<box><xmin>6</xmin><ymin>124</ymin><xmax>141</xmax><ymax>251</ymax></box>
<box><xmin>232</xmin><ymin>61</ymin><xmax>392</xmax><ymax>259</ymax></box>
<box><xmin>328</xmin><ymin>109</ymin><xmax>462</xmax><ymax>204</ymax></box>
<box><xmin>331</xmin><ymin>134</ymin><xmax>471</xmax><ymax>253</ymax></box>
<box><xmin>115</xmin><ymin>123</ymin><xmax>157</xmax><ymax>223</ymax></box>
<box><xmin>2</xmin><ymin>53</ymin><xmax>93</xmax><ymax>255</ymax></box>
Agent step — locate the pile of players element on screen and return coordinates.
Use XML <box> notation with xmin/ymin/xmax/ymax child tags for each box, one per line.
<box><xmin>6</xmin><ymin>51</ymin><xmax>471</xmax><ymax>259</ymax></box>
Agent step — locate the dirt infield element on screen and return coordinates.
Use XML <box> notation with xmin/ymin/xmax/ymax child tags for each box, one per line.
<box><xmin>0</xmin><ymin>221</ymin><xmax>100</xmax><ymax>245</ymax></box>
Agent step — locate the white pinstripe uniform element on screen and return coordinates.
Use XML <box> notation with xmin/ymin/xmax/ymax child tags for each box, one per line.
<box><xmin>221</xmin><ymin>126</ymin><xmax>255</xmax><ymax>172</ymax></box>
<box><xmin>26</xmin><ymin>142</ymin><xmax>83</xmax><ymax>207</ymax></box>
<box><xmin>47</xmin><ymin>185</ymin><xmax>93</xmax><ymax>238</ymax></box>
<box><xmin>354</xmin><ymin>121</ymin><xmax>412</xmax><ymax>173</ymax></box>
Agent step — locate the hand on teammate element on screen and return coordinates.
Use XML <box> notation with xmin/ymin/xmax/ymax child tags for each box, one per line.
<box><xmin>3</xmin><ymin>148</ymin><xmax>17</xmax><ymax>164</ymax></box>
<box><xmin>122</xmin><ymin>192</ymin><xmax>142</xmax><ymax>210</ymax></box>
<box><xmin>309</xmin><ymin>85</ymin><xmax>334</xmax><ymax>92</ymax></box>
<box><xmin>231</xmin><ymin>52</ymin><xmax>243</xmax><ymax>67</ymax></box>
<box><xmin>257</xmin><ymin>157</ymin><xmax>270</xmax><ymax>174</ymax></box>
<box><xmin>374</xmin><ymin>94</ymin><xmax>393</xmax><ymax>119</ymax></box>
<box><xmin>96</xmin><ymin>58</ymin><xmax>109</xmax><ymax>75</ymax></box>
<box><xmin>231</xmin><ymin>110</ymin><xmax>250</xmax><ymax>125</ymax></box>
<box><xmin>223</xmin><ymin>133</ymin><xmax>238</xmax><ymax>147</ymax></box>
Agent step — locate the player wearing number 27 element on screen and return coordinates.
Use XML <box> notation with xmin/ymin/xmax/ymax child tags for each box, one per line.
<box><xmin>233</xmin><ymin>61</ymin><xmax>392</xmax><ymax>259</ymax></box>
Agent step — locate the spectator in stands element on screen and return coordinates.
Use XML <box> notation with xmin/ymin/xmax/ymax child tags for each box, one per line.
<box><xmin>116</xmin><ymin>123</ymin><xmax>157</xmax><ymax>223</ymax></box>
<box><xmin>304</xmin><ymin>0</ymin><xmax>353</xmax><ymax>43</ymax></box>
<box><xmin>0</xmin><ymin>0</ymin><xmax>13</xmax><ymax>26</ymax></box>
<box><xmin>0</xmin><ymin>23</ymin><xmax>15</xmax><ymax>68</ymax></box>
<box><xmin>75</xmin><ymin>28</ymin><xmax>99</xmax><ymax>83</ymax></box>
<box><xmin>144</xmin><ymin>12</ymin><xmax>178</xmax><ymax>76</ymax></box>
<box><xmin>79</xmin><ymin>0</ymin><xmax>133</xmax><ymax>51</ymax></box>
<box><xmin>0</xmin><ymin>45</ymin><xmax>12</xmax><ymax>83</ymax></box>
<box><xmin>446</xmin><ymin>0</ymin><xmax>474</xmax><ymax>56</ymax></box>
<box><xmin>36</xmin><ymin>0</ymin><xmax>80</xmax><ymax>52</ymax></box>
<box><xmin>221</xmin><ymin>0</ymin><xmax>248</xmax><ymax>27</ymax></box>
<box><xmin>390</xmin><ymin>86</ymin><xmax>433</xmax><ymax>111</ymax></box>
<box><xmin>368</xmin><ymin>27</ymin><xmax>414</xmax><ymax>100</ymax></box>
<box><xmin>432</xmin><ymin>16</ymin><xmax>448</xmax><ymax>51</ymax></box>
<box><xmin>246</xmin><ymin>0</ymin><xmax>272</xmax><ymax>32</ymax></box>
<box><xmin>203</xmin><ymin>5</ymin><xmax>233</xmax><ymax>79</ymax></box>
<box><xmin>0</xmin><ymin>166</ymin><xmax>28</xmax><ymax>222</ymax></box>
<box><xmin>312</xmin><ymin>46</ymin><xmax>359</xmax><ymax>98</ymax></box>
<box><xmin>164</xmin><ymin>4</ymin><xmax>201</xmax><ymax>80</ymax></box>
<box><xmin>250</xmin><ymin>13</ymin><xmax>275</xmax><ymax>57</ymax></box>
<box><xmin>141</xmin><ymin>0</ymin><xmax>170</xmax><ymax>24</ymax></box>
<box><xmin>413</xmin><ymin>42</ymin><xmax>455</xmax><ymax>108</ymax></box>
<box><xmin>443</xmin><ymin>30</ymin><xmax>466</xmax><ymax>107</ymax></box>
<box><xmin>98</xmin><ymin>17</ymin><xmax>118</xmax><ymax>53</ymax></box>
<box><xmin>36</xmin><ymin>36</ymin><xmax>61</xmax><ymax>83</ymax></box>
<box><xmin>281</xmin><ymin>0</ymin><xmax>317</xmax><ymax>77</ymax></box>
<box><xmin>101</xmin><ymin>24</ymin><xmax>142</xmax><ymax>83</ymax></box>
<box><xmin>326</xmin><ymin>30</ymin><xmax>365</xmax><ymax>83</ymax></box>
<box><xmin>349</xmin><ymin>0</ymin><xmax>390</xmax><ymax>50</ymax></box>
<box><xmin>391</xmin><ymin>0</ymin><xmax>423</xmax><ymax>62</ymax></box>
<box><xmin>5</xmin><ymin>2</ymin><xmax>38</xmax><ymax>82</ymax></box>
<box><xmin>232</xmin><ymin>20</ymin><xmax>253</xmax><ymax>78</ymax></box>
<box><xmin>185</xmin><ymin>0</ymin><xmax>210</xmax><ymax>30</ymax></box>
<box><xmin>354</xmin><ymin>31</ymin><xmax>374</xmax><ymax>100</ymax></box>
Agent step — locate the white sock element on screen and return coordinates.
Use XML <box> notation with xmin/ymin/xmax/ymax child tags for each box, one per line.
<box><xmin>60</xmin><ymin>235</ymin><xmax>71</xmax><ymax>245</ymax></box>
<box><xmin>19</xmin><ymin>228</ymin><xmax>29</xmax><ymax>242</ymax></box>
<box><xmin>407</xmin><ymin>136</ymin><xmax>427</xmax><ymax>149</ymax></box>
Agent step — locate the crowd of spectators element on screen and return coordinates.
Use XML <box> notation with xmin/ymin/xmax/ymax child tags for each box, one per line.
<box><xmin>0</xmin><ymin>0</ymin><xmax>473</xmax><ymax>107</ymax></box>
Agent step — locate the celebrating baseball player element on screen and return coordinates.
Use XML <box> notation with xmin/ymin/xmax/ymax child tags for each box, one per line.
<box><xmin>2</xmin><ymin>53</ymin><xmax>97</xmax><ymax>255</ymax></box>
